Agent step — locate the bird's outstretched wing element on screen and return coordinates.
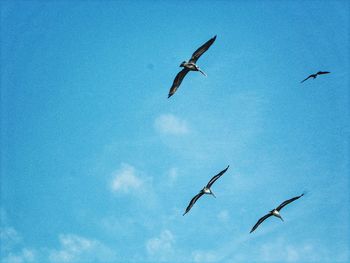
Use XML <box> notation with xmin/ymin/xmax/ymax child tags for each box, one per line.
<box><xmin>168</xmin><ymin>68</ymin><xmax>189</xmax><ymax>98</ymax></box>
<box><xmin>189</xmin><ymin>35</ymin><xmax>217</xmax><ymax>64</ymax></box>
<box><xmin>206</xmin><ymin>165</ymin><xmax>229</xmax><ymax>189</ymax></box>
<box><xmin>301</xmin><ymin>75</ymin><xmax>313</xmax><ymax>83</ymax></box>
<box><xmin>250</xmin><ymin>213</ymin><xmax>272</xmax><ymax>233</ymax></box>
<box><xmin>276</xmin><ymin>193</ymin><xmax>305</xmax><ymax>212</ymax></box>
<box><xmin>317</xmin><ymin>71</ymin><xmax>330</xmax><ymax>75</ymax></box>
<box><xmin>183</xmin><ymin>192</ymin><xmax>204</xmax><ymax>216</ymax></box>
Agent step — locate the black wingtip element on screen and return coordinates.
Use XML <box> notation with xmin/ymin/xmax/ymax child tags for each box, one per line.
<box><xmin>222</xmin><ymin>165</ymin><xmax>229</xmax><ymax>172</ymax></box>
<box><xmin>168</xmin><ymin>94</ymin><xmax>172</xmax><ymax>99</ymax></box>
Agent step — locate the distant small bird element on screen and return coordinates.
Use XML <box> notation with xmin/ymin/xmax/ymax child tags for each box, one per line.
<box><xmin>183</xmin><ymin>165</ymin><xmax>229</xmax><ymax>216</ymax></box>
<box><xmin>250</xmin><ymin>193</ymin><xmax>305</xmax><ymax>233</ymax></box>
<box><xmin>301</xmin><ymin>71</ymin><xmax>330</xmax><ymax>83</ymax></box>
<box><xmin>168</xmin><ymin>35</ymin><xmax>217</xmax><ymax>98</ymax></box>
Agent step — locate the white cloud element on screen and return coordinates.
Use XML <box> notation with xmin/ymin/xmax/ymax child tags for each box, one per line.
<box><xmin>0</xmin><ymin>227</ymin><xmax>22</xmax><ymax>252</ymax></box>
<box><xmin>0</xmin><ymin>226</ymin><xmax>36</xmax><ymax>263</ymax></box>
<box><xmin>49</xmin><ymin>234</ymin><xmax>117</xmax><ymax>263</ymax></box>
<box><xmin>154</xmin><ymin>114</ymin><xmax>189</xmax><ymax>135</ymax></box>
<box><xmin>110</xmin><ymin>164</ymin><xmax>143</xmax><ymax>193</ymax></box>
<box><xmin>146</xmin><ymin>230</ymin><xmax>175</xmax><ymax>261</ymax></box>
<box><xmin>2</xmin><ymin>249</ymin><xmax>36</xmax><ymax>263</ymax></box>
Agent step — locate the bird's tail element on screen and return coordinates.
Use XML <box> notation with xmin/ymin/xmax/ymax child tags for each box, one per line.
<box><xmin>198</xmin><ymin>68</ymin><xmax>207</xmax><ymax>76</ymax></box>
<box><xmin>276</xmin><ymin>214</ymin><xmax>284</xmax><ymax>222</ymax></box>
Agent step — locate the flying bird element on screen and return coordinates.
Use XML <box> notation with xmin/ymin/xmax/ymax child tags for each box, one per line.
<box><xmin>183</xmin><ymin>165</ymin><xmax>229</xmax><ymax>216</ymax></box>
<box><xmin>168</xmin><ymin>35</ymin><xmax>217</xmax><ymax>98</ymax></box>
<box><xmin>250</xmin><ymin>193</ymin><xmax>305</xmax><ymax>233</ymax></box>
<box><xmin>301</xmin><ymin>71</ymin><xmax>330</xmax><ymax>83</ymax></box>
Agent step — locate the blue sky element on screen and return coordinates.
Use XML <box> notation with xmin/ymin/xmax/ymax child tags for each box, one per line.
<box><xmin>1</xmin><ymin>1</ymin><xmax>349</xmax><ymax>262</ymax></box>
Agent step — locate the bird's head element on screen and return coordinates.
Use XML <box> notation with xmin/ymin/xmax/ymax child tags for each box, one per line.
<box><xmin>180</xmin><ymin>61</ymin><xmax>186</xmax><ymax>67</ymax></box>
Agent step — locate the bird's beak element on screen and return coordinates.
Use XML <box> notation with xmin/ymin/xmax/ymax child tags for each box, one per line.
<box><xmin>211</xmin><ymin>192</ymin><xmax>216</xmax><ymax>198</ymax></box>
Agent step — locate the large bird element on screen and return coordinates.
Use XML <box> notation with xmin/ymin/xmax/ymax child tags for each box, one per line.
<box><xmin>183</xmin><ymin>165</ymin><xmax>229</xmax><ymax>216</ymax></box>
<box><xmin>301</xmin><ymin>71</ymin><xmax>330</xmax><ymax>83</ymax></box>
<box><xmin>250</xmin><ymin>193</ymin><xmax>305</xmax><ymax>233</ymax></box>
<box><xmin>168</xmin><ymin>35</ymin><xmax>217</xmax><ymax>98</ymax></box>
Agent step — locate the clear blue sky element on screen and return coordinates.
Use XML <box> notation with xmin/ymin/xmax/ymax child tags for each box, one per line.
<box><xmin>1</xmin><ymin>1</ymin><xmax>349</xmax><ymax>262</ymax></box>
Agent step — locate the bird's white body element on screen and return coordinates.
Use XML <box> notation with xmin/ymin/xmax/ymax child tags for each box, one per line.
<box><xmin>203</xmin><ymin>187</ymin><xmax>211</xmax><ymax>194</ymax></box>
<box><xmin>272</xmin><ymin>210</ymin><xmax>280</xmax><ymax>217</ymax></box>
<box><xmin>271</xmin><ymin>209</ymin><xmax>283</xmax><ymax>221</ymax></box>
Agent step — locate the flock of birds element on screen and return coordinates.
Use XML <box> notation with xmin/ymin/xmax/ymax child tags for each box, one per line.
<box><xmin>166</xmin><ymin>35</ymin><xmax>330</xmax><ymax>233</ymax></box>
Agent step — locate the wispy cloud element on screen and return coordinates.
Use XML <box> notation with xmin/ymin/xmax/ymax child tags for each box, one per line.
<box><xmin>109</xmin><ymin>164</ymin><xmax>159</xmax><ymax>209</ymax></box>
<box><xmin>49</xmin><ymin>234</ymin><xmax>117</xmax><ymax>263</ymax></box>
<box><xmin>0</xmin><ymin>224</ymin><xmax>117</xmax><ymax>263</ymax></box>
<box><xmin>2</xmin><ymin>248</ymin><xmax>36</xmax><ymax>263</ymax></box>
<box><xmin>110</xmin><ymin>164</ymin><xmax>143</xmax><ymax>193</ymax></box>
<box><xmin>0</xmin><ymin>227</ymin><xmax>22</xmax><ymax>252</ymax></box>
<box><xmin>146</xmin><ymin>230</ymin><xmax>175</xmax><ymax>261</ymax></box>
<box><xmin>154</xmin><ymin>114</ymin><xmax>190</xmax><ymax>135</ymax></box>
<box><xmin>0</xmin><ymin>225</ymin><xmax>36</xmax><ymax>263</ymax></box>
